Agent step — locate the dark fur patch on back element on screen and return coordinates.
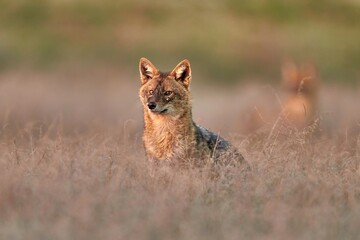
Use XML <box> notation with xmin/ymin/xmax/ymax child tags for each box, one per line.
<box><xmin>194</xmin><ymin>124</ymin><xmax>230</xmax><ymax>156</ymax></box>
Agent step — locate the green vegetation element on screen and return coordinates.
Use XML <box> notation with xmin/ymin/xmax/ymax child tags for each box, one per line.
<box><xmin>0</xmin><ymin>0</ymin><xmax>359</xmax><ymax>83</ymax></box>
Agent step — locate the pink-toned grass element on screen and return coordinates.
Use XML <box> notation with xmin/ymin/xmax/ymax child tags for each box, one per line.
<box><xmin>0</xmin><ymin>70</ymin><xmax>359</xmax><ymax>240</ymax></box>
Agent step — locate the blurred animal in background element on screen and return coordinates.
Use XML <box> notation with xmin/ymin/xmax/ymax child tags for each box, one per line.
<box><xmin>238</xmin><ymin>60</ymin><xmax>320</xmax><ymax>135</ymax></box>
<box><xmin>280</xmin><ymin>60</ymin><xmax>320</xmax><ymax>129</ymax></box>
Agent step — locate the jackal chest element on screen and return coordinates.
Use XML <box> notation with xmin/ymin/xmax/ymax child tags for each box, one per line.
<box><xmin>143</xmin><ymin>133</ymin><xmax>191</xmax><ymax>161</ymax></box>
<box><xmin>143</xmin><ymin>124</ymin><xmax>196</xmax><ymax>161</ymax></box>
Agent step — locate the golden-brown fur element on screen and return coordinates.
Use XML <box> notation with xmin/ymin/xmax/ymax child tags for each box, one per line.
<box><xmin>281</xmin><ymin>61</ymin><xmax>319</xmax><ymax>128</ymax></box>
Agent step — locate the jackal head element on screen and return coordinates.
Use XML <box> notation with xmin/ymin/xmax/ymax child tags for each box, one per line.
<box><xmin>281</xmin><ymin>60</ymin><xmax>319</xmax><ymax>97</ymax></box>
<box><xmin>139</xmin><ymin>58</ymin><xmax>192</xmax><ymax>117</ymax></box>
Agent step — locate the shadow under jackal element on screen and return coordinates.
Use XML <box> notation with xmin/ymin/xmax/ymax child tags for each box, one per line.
<box><xmin>138</xmin><ymin>58</ymin><xmax>245</xmax><ymax>166</ymax></box>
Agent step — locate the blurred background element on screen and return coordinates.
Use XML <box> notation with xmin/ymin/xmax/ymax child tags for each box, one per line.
<box><xmin>0</xmin><ymin>0</ymin><xmax>359</xmax><ymax>140</ymax></box>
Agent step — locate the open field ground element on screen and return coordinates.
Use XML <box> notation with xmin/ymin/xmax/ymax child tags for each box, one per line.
<box><xmin>0</xmin><ymin>69</ymin><xmax>359</xmax><ymax>239</ymax></box>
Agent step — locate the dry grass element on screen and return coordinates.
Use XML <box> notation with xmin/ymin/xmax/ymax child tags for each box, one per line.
<box><xmin>0</xmin><ymin>70</ymin><xmax>359</xmax><ymax>240</ymax></box>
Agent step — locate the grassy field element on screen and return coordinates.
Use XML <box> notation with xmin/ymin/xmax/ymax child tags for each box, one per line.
<box><xmin>0</xmin><ymin>69</ymin><xmax>359</xmax><ymax>239</ymax></box>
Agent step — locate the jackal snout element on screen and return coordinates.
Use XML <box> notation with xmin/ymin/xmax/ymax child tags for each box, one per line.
<box><xmin>147</xmin><ymin>101</ymin><xmax>169</xmax><ymax>114</ymax></box>
<box><xmin>147</xmin><ymin>101</ymin><xmax>157</xmax><ymax>110</ymax></box>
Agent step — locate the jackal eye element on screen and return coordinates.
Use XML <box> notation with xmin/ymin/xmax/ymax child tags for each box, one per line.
<box><xmin>149</xmin><ymin>90</ymin><xmax>154</xmax><ymax>95</ymax></box>
<box><xmin>164</xmin><ymin>91</ymin><xmax>173</xmax><ymax>96</ymax></box>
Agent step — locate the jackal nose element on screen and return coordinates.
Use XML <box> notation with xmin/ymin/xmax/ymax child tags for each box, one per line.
<box><xmin>147</xmin><ymin>102</ymin><xmax>157</xmax><ymax>110</ymax></box>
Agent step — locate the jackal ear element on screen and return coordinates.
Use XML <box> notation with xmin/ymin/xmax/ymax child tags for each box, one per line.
<box><xmin>170</xmin><ymin>59</ymin><xmax>192</xmax><ymax>89</ymax></box>
<box><xmin>139</xmin><ymin>57</ymin><xmax>158</xmax><ymax>84</ymax></box>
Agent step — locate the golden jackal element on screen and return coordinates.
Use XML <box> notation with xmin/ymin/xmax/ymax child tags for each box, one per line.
<box><xmin>138</xmin><ymin>58</ymin><xmax>244</xmax><ymax>166</ymax></box>
<box><xmin>281</xmin><ymin>61</ymin><xmax>319</xmax><ymax>128</ymax></box>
